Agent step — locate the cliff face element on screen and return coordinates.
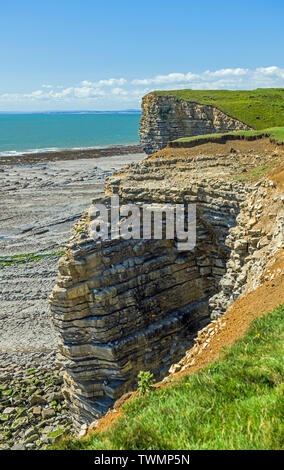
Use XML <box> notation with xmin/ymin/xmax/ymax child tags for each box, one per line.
<box><xmin>209</xmin><ymin>174</ymin><xmax>284</xmax><ymax>318</ymax></box>
<box><xmin>139</xmin><ymin>93</ymin><xmax>252</xmax><ymax>154</ymax></box>
<box><xmin>49</xmin><ymin>140</ymin><xmax>283</xmax><ymax>428</ymax></box>
<box><xmin>49</xmin><ymin>136</ymin><xmax>284</xmax><ymax>428</ymax></box>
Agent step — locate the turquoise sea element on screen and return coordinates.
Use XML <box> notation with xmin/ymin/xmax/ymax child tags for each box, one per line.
<box><xmin>0</xmin><ymin>113</ymin><xmax>141</xmax><ymax>156</ymax></box>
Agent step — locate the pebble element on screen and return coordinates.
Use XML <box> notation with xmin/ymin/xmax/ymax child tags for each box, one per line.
<box><xmin>0</xmin><ymin>361</ymin><xmax>73</xmax><ymax>450</ymax></box>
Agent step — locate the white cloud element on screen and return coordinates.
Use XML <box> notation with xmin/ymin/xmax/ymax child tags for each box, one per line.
<box><xmin>131</xmin><ymin>72</ymin><xmax>199</xmax><ymax>85</ymax></box>
<box><xmin>111</xmin><ymin>87</ymin><xmax>128</xmax><ymax>95</ymax></box>
<box><xmin>71</xmin><ymin>87</ymin><xmax>105</xmax><ymax>99</ymax></box>
<box><xmin>0</xmin><ymin>67</ymin><xmax>283</xmax><ymax>110</ymax></box>
<box><xmin>81</xmin><ymin>78</ymin><xmax>127</xmax><ymax>87</ymax></box>
<box><xmin>204</xmin><ymin>68</ymin><xmax>249</xmax><ymax>78</ymax></box>
<box><xmin>254</xmin><ymin>66</ymin><xmax>284</xmax><ymax>79</ymax></box>
<box><xmin>131</xmin><ymin>67</ymin><xmax>284</xmax><ymax>89</ymax></box>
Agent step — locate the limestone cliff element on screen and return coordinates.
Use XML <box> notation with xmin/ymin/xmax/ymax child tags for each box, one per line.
<box><xmin>139</xmin><ymin>93</ymin><xmax>252</xmax><ymax>154</ymax></box>
<box><xmin>49</xmin><ymin>138</ymin><xmax>284</xmax><ymax>428</ymax></box>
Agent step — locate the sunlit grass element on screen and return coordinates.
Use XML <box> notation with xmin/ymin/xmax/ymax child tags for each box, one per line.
<box><xmin>174</xmin><ymin>127</ymin><xmax>284</xmax><ymax>144</ymax></box>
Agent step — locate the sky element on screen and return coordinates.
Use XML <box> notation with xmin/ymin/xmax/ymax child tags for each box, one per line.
<box><xmin>0</xmin><ymin>0</ymin><xmax>284</xmax><ymax>111</ymax></box>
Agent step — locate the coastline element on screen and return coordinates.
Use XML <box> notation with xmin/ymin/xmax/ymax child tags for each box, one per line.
<box><xmin>0</xmin><ymin>147</ymin><xmax>146</xmax><ymax>448</ymax></box>
<box><xmin>0</xmin><ymin>143</ymin><xmax>142</xmax><ymax>166</ymax></box>
<box><xmin>0</xmin><ymin>148</ymin><xmax>145</xmax><ymax>355</ymax></box>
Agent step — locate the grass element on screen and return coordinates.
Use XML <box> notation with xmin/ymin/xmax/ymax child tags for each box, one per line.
<box><xmin>153</xmin><ymin>89</ymin><xmax>284</xmax><ymax>130</ymax></box>
<box><xmin>266</xmin><ymin>126</ymin><xmax>284</xmax><ymax>143</ymax></box>
<box><xmin>173</xmin><ymin>127</ymin><xmax>284</xmax><ymax>144</ymax></box>
<box><xmin>51</xmin><ymin>304</ymin><xmax>284</xmax><ymax>450</ymax></box>
<box><xmin>234</xmin><ymin>160</ymin><xmax>279</xmax><ymax>182</ymax></box>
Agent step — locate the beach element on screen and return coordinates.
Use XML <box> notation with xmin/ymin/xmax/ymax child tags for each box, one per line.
<box><xmin>0</xmin><ymin>144</ymin><xmax>145</xmax><ymax>354</ymax></box>
<box><xmin>0</xmin><ymin>146</ymin><xmax>146</xmax><ymax>448</ymax></box>
<box><xmin>0</xmin><ymin>143</ymin><xmax>142</xmax><ymax>166</ymax></box>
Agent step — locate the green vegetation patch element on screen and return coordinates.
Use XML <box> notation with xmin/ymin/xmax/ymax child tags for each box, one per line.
<box><xmin>234</xmin><ymin>160</ymin><xmax>279</xmax><ymax>182</ymax></box>
<box><xmin>52</xmin><ymin>304</ymin><xmax>284</xmax><ymax>450</ymax></box>
<box><xmin>47</xmin><ymin>429</ymin><xmax>65</xmax><ymax>439</ymax></box>
<box><xmin>153</xmin><ymin>89</ymin><xmax>284</xmax><ymax>130</ymax></box>
<box><xmin>0</xmin><ymin>249</ymin><xmax>65</xmax><ymax>269</ymax></box>
<box><xmin>173</xmin><ymin>127</ymin><xmax>284</xmax><ymax>144</ymax></box>
<box><xmin>1</xmin><ymin>389</ymin><xmax>13</xmax><ymax>396</ymax></box>
<box><xmin>0</xmin><ymin>414</ymin><xmax>9</xmax><ymax>422</ymax></box>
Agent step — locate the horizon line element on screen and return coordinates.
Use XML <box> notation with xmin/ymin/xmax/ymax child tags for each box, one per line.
<box><xmin>0</xmin><ymin>109</ymin><xmax>142</xmax><ymax>114</ymax></box>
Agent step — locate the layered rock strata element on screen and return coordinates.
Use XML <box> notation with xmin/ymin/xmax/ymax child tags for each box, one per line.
<box><xmin>49</xmin><ymin>149</ymin><xmax>259</xmax><ymax>426</ymax></box>
<box><xmin>139</xmin><ymin>93</ymin><xmax>252</xmax><ymax>154</ymax></box>
<box><xmin>210</xmin><ymin>177</ymin><xmax>284</xmax><ymax>318</ymax></box>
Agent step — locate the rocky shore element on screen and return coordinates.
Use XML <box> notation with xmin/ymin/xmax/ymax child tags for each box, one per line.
<box><xmin>0</xmin><ymin>146</ymin><xmax>145</xmax><ymax>449</ymax></box>
<box><xmin>1</xmin><ymin>137</ymin><xmax>283</xmax><ymax>447</ymax></box>
<box><xmin>0</xmin><ymin>356</ymin><xmax>69</xmax><ymax>450</ymax></box>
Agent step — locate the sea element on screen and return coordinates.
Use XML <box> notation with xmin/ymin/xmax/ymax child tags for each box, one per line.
<box><xmin>0</xmin><ymin>112</ymin><xmax>141</xmax><ymax>156</ymax></box>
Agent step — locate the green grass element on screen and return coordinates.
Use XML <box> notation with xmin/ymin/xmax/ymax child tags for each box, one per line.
<box><xmin>265</xmin><ymin>126</ymin><xmax>284</xmax><ymax>143</ymax></box>
<box><xmin>173</xmin><ymin>127</ymin><xmax>284</xmax><ymax>144</ymax></box>
<box><xmin>234</xmin><ymin>160</ymin><xmax>280</xmax><ymax>182</ymax></box>
<box><xmin>52</xmin><ymin>304</ymin><xmax>284</xmax><ymax>450</ymax></box>
<box><xmin>0</xmin><ymin>250</ymin><xmax>65</xmax><ymax>268</ymax></box>
<box><xmin>153</xmin><ymin>89</ymin><xmax>284</xmax><ymax>130</ymax></box>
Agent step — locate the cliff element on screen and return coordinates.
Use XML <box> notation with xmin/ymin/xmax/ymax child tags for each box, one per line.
<box><xmin>49</xmin><ymin>136</ymin><xmax>284</xmax><ymax>428</ymax></box>
<box><xmin>139</xmin><ymin>93</ymin><xmax>252</xmax><ymax>154</ymax></box>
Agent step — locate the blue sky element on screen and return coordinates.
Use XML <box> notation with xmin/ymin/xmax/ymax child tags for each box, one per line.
<box><xmin>1</xmin><ymin>0</ymin><xmax>284</xmax><ymax>111</ymax></box>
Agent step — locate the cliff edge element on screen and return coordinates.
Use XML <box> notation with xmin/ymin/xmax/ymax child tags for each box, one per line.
<box><xmin>49</xmin><ymin>136</ymin><xmax>284</xmax><ymax>427</ymax></box>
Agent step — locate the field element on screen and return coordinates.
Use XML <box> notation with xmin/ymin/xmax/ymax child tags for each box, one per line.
<box><xmin>153</xmin><ymin>89</ymin><xmax>284</xmax><ymax>130</ymax></box>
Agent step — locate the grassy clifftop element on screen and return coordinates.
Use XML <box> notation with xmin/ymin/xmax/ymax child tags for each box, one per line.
<box><xmin>153</xmin><ymin>88</ymin><xmax>284</xmax><ymax>130</ymax></box>
<box><xmin>173</xmin><ymin>127</ymin><xmax>284</xmax><ymax>144</ymax></box>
